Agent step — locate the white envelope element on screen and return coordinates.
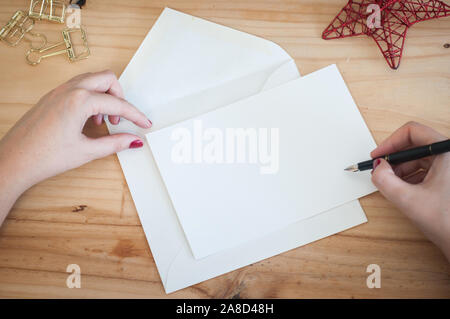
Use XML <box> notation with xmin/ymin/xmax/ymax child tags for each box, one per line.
<box><xmin>107</xmin><ymin>8</ymin><xmax>368</xmax><ymax>293</ymax></box>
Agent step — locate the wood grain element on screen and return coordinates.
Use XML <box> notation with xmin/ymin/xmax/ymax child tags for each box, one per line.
<box><xmin>0</xmin><ymin>0</ymin><xmax>449</xmax><ymax>298</ymax></box>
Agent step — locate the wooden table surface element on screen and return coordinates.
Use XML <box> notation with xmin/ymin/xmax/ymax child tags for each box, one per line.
<box><xmin>0</xmin><ymin>0</ymin><xmax>449</xmax><ymax>298</ymax></box>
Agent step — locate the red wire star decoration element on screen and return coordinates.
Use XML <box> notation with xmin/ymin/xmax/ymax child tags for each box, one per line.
<box><xmin>322</xmin><ymin>0</ymin><xmax>450</xmax><ymax>69</ymax></box>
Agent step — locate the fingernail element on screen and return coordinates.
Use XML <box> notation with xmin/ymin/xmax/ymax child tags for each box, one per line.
<box><xmin>129</xmin><ymin>140</ymin><xmax>143</xmax><ymax>149</ymax></box>
<box><xmin>147</xmin><ymin>119</ymin><xmax>152</xmax><ymax>128</ymax></box>
<box><xmin>373</xmin><ymin>159</ymin><xmax>381</xmax><ymax>170</ymax></box>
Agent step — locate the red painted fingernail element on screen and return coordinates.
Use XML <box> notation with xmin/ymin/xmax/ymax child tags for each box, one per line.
<box><xmin>147</xmin><ymin>119</ymin><xmax>152</xmax><ymax>128</ymax></box>
<box><xmin>373</xmin><ymin>159</ymin><xmax>381</xmax><ymax>170</ymax></box>
<box><xmin>129</xmin><ymin>140</ymin><xmax>143</xmax><ymax>149</ymax></box>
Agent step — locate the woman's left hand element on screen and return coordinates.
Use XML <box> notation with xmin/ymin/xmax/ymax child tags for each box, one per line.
<box><xmin>0</xmin><ymin>70</ymin><xmax>151</xmax><ymax>225</ymax></box>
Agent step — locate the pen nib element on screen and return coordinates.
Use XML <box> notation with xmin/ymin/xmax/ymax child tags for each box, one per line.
<box><xmin>344</xmin><ymin>164</ymin><xmax>359</xmax><ymax>172</ymax></box>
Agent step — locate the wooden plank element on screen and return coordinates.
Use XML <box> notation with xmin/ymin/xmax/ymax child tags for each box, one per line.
<box><xmin>0</xmin><ymin>0</ymin><xmax>449</xmax><ymax>298</ymax></box>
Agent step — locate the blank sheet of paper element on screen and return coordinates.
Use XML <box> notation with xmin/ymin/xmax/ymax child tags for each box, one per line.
<box><xmin>147</xmin><ymin>65</ymin><xmax>377</xmax><ymax>259</ymax></box>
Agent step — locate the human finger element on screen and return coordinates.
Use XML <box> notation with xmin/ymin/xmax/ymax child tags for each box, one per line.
<box><xmin>86</xmin><ymin>92</ymin><xmax>151</xmax><ymax>129</ymax></box>
<box><xmin>371</xmin><ymin>122</ymin><xmax>445</xmax><ymax>158</ymax></box>
<box><xmin>371</xmin><ymin>158</ymin><xmax>416</xmax><ymax>209</ymax></box>
<box><xmin>74</xmin><ymin>70</ymin><xmax>125</xmax><ymax>99</ymax></box>
<box><xmin>393</xmin><ymin>158</ymin><xmax>432</xmax><ymax>178</ymax></box>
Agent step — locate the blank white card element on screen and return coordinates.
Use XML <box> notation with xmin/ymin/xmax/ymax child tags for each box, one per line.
<box><xmin>147</xmin><ymin>65</ymin><xmax>377</xmax><ymax>259</ymax></box>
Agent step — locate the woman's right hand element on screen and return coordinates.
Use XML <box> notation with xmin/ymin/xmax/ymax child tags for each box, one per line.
<box><xmin>371</xmin><ymin>121</ymin><xmax>450</xmax><ymax>261</ymax></box>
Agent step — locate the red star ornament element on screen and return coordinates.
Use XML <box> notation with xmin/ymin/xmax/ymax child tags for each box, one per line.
<box><xmin>322</xmin><ymin>0</ymin><xmax>450</xmax><ymax>69</ymax></box>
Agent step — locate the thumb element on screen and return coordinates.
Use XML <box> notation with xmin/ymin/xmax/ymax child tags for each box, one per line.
<box><xmin>85</xmin><ymin>133</ymin><xmax>144</xmax><ymax>160</ymax></box>
<box><xmin>371</xmin><ymin>158</ymin><xmax>415</xmax><ymax>209</ymax></box>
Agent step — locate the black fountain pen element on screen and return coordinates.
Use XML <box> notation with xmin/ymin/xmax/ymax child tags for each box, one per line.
<box><xmin>344</xmin><ymin>139</ymin><xmax>450</xmax><ymax>172</ymax></box>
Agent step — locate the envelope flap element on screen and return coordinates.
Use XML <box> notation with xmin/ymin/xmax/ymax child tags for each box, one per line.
<box><xmin>119</xmin><ymin>8</ymin><xmax>294</xmax><ymax>115</ymax></box>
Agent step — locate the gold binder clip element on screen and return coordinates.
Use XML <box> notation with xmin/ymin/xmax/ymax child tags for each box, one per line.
<box><xmin>0</xmin><ymin>10</ymin><xmax>46</xmax><ymax>49</ymax></box>
<box><xmin>29</xmin><ymin>0</ymin><xmax>66</xmax><ymax>23</ymax></box>
<box><xmin>1</xmin><ymin>10</ymin><xmax>32</xmax><ymax>46</ymax></box>
<box><xmin>26</xmin><ymin>27</ymin><xmax>90</xmax><ymax>66</ymax></box>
